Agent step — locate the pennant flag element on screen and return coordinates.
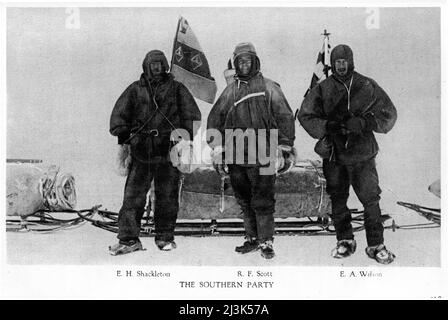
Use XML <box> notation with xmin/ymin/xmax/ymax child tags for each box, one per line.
<box><xmin>171</xmin><ymin>17</ymin><xmax>217</xmax><ymax>104</ymax></box>
<box><xmin>304</xmin><ymin>29</ymin><xmax>332</xmax><ymax>97</ymax></box>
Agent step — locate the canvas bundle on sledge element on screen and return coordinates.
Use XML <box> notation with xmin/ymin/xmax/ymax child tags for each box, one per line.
<box><xmin>178</xmin><ymin>161</ymin><xmax>331</xmax><ymax>220</ymax></box>
<box><xmin>6</xmin><ymin>160</ymin><xmax>77</xmax><ymax>217</ymax></box>
<box><xmin>80</xmin><ymin>160</ymin><xmax>333</xmax><ymax>237</ymax></box>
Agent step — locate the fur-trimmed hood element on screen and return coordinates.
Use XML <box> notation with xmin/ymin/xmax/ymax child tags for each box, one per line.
<box><xmin>142</xmin><ymin>50</ymin><xmax>170</xmax><ymax>78</ymax></box>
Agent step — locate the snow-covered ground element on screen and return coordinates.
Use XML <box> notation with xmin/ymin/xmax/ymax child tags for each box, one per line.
<box><xmin>6</xmin><ymin>221</ymin><xmax>440</xmax><ymax>267</ymax></box>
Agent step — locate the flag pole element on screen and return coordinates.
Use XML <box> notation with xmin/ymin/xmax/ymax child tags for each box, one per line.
<box><xmin>170</xmin><ymin>16</ymin><xmax>182</xmax><ymax>71</ymax></box>
<box><xmin>321</xmin><ymin>29</ymin><xmax>331</xmax><ymax>78</ymax></box>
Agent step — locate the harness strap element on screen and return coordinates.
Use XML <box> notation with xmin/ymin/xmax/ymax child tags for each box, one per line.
<box><xmin>233</xmin><ymin>92</ymin><xmax>266</xmax><ymax>107</ymax></box>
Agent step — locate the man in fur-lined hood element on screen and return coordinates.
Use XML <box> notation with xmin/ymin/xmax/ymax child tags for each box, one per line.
<box><xmin>109</xmin><ymin>50</ymin><xmax>201</xmax><ymax>255</ymax></box>
<box><xmin>207</xmin><ymin>42</ymin><xmax>296</xmax><ymax>259</ymax></box>
<box><xmin>298</xmin><ymin>44</ymin><xmax>397</xmax><ymax>264</ymax></box>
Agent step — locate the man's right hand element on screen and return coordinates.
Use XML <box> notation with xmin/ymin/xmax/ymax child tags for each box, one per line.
<box><xmin>326</xmin><ymin>120</ymin><xmax>346</xmax><ymax>135</ymax></box>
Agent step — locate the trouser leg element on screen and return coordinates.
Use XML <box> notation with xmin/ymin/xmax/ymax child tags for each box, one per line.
<box><xmin>228</xmin><ymin>165</ymin><xmax>257</xmax><ymax>239</ymax></box>
<box><xmin>351</xmin><ymin>158</ymin><xmax>383</xmax><ymax>246</ymax></box>
<box><xmin>118</xmin><ymin>158</ymin><xmax>152</xmax><ymax>243</ymax></box>
<box><xmin>323</xmin><ymin>159</ymin><xmax>353</xmax><ymax>241</ymax></box>
<box><xmin>247</xmin><ymin>167</ymin><xmax>276</xmax><ymax>242</ymax></box>
<box><xmin>153</xmin><ymin>161</ymin><xmax>180</xmax><ymax>242</ymax></box>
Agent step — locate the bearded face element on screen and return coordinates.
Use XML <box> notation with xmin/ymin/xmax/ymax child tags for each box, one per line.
<box><xmin>335</xmin><ymin>59</ymin><xmax>349</xmax><ymax>77</ymax></box>
<box><xmin>237</xmin><ymin>54</ymin><xmax>253</xmax><ymax>76</ymax></box>
<box><xmin>149</xmin><ymin>61</ymin><xmax>164</xmax><ymax>79</ymax></box>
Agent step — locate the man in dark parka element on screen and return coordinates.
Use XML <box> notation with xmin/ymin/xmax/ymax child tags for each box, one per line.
<box><xmin>298</xmin><ymin>44</ymin><xmax>397</xmax><ymax>264</ymax></box>
<box><xmin>109</xmin><ymin>50</ymin><xmax>201</xmax><ymax>255</ymax></box>
<box><xmin>207</xmin><ymin>42</ymin><xmax>296</xmax><ymax>259</ymax></box>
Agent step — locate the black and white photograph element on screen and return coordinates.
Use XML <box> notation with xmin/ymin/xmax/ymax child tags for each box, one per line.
<box><xmin>1</xmin><ymin>1</ymin><xmax>447</xmax><ymax>300</ymax></box>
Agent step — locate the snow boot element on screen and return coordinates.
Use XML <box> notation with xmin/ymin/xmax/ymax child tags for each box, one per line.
<box><xmin>331</xmin><ymin>239</ymin><xmax>357</xmax><ymax>258</ymax></box>
<box><xmin>109</xmin><ymin>239</ymin><xmax>144</xmax><ymax>256</ymax></box>
<box><xmin>365</xmin><ymin>244</ymin><xmax>395</xmax><ymax>264</ymax></box>
<box><xmin>155</xmin><ymin>240</ymin><xmax>177</xmax><ymax>251</ymax></box>
<box><xmin>235</xmin><ymin>237</ymin><xmax>259</xmax><ymax>254</ymax></box>
<box><xmin>259</xmin><ymin>240</ymin><xmax>275</xmax><ymax>259</ymax></box>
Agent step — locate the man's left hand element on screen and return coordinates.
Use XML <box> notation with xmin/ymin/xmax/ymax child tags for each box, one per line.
<box><xmin>276</xmin><ymin>145</ymin><xmax>297</xmax><ymax>175</ymax></box>
<box><xmin>345</xmin><ymin>117</ymin><xmax>366</xmax><ymax>134</ymax></box>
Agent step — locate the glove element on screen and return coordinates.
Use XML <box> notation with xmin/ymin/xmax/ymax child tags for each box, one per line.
<box><xmin>362</xmin><ymin>112</ymin><xmax>378</xmax><ymax>131</ymax></box>
<box><xmin>210</xmin><ymin>146</ymin><xmax>228</xmax><ymax>177</ymax></box>
<box><xmin>326</xmin><ymin>120</ymin><xmax>345</xmax><ymax>135</ymax></box>
<box><xmin>113</xmin><ymin>126</ymin><xmax>131</xmax><ymax>144</ymax></box>
<box><xmin>344</xmin><ymin>116</ymin><xmax>366</xmax><ymax>134</ymax></box>
<box><xmin>170</xmin><ymin>140</ymin><xmax>197</xmax><ymax>174</ymax></box>
<box><xmin>114</xmin><ymin>144</ymin><xmax>131</xmax><ymax>177</ymax></box>
<box><xmin>276</xmin><ymin>145</ymin><xmax>297</xmax><ymax>175</ymax></box>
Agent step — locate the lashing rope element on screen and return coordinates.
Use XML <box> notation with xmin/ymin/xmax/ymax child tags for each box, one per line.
<box><xmin>41</xmin><ymin>168</ymin><xmax>77</xmax><ymax>211</ymax></box>
<box><xmin>6</xmin><ymin>208</ymin><xmax>94</xmax><ymax>233</ymax></box>
<box><xmin>397</xmin><ymin>201</ymin><xmax>441</xmax><ymax>225</ymax></box>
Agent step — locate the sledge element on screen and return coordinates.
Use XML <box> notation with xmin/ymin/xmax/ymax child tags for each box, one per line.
<box><xmin>76</xmin><ymin>161</ymin><xmax>374</xmax><ymax>236</ymax></box>
<box><xmin>6</xmin><ymin>160</ymin><xmax>438</xmax><ymax>236</ymax></box>
<box><xmin>178</xmin><ymin>161</ymin><xmax>331</xmax><ymax>220</ymax></box>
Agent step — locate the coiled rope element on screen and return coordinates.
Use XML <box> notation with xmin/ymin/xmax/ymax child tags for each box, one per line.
<box><xmin>40</xmin><ymin>167</ymin><xmax>77</xmax><ymax>211</ymax></box>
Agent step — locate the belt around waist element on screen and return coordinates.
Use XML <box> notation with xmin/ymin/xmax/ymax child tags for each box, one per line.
<box><xmin>138</xmin><ymin>129</ymin><xmax>173</xmax><ymax>137</ymax></box>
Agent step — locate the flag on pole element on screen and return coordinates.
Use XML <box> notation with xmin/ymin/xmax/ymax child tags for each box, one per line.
<box><xmin>304</xmin><ymin>29</ymin><xmax>331</xmax><ymax>97</ymax></box>
<box><xmin>171</xmin><ymin>17</ymin><xmax>217</xmax><ymax>104</ymax></box>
